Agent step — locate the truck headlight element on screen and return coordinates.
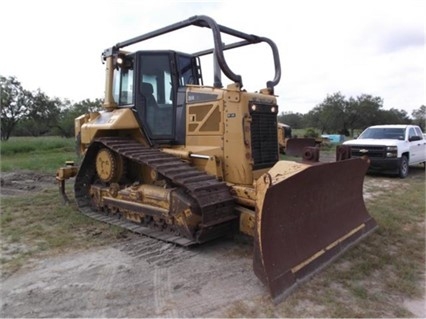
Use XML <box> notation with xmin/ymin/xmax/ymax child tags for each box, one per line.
<box><xmin>386</xmin><ymin>146</ymin><xmax>397</xmax><ymax>158</ymax></box>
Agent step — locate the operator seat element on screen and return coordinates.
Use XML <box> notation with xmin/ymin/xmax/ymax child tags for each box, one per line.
<box><xmin>141</xmin><ymin>82</ymin><xmax>158</xmax><ymax>108</ymax></box>
<box><xmin>140</xmin><ymin>82</ymin><xmax>158</xmax><ymax>129</ymax></box>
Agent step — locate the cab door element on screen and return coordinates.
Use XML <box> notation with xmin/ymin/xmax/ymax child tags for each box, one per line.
<box><xmin>134</xmin><ymin>52</ymin><xmax>175</xmax><ymax>142</ymax></box>
<box><xmin>414</xmin><ymin>126</ymin><xmax>426</xmax><ymax>163</ymax></box>
<box><xmin>408</xmin><ymin>127</ymin><xmax>425</xmax><ymax>164</ymax></box>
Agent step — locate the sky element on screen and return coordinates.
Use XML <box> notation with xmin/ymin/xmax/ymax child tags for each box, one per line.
<box><xmin>1</xmin><ymin>0</ymin><xmax>425</xmax><ymax>116</ymax></box>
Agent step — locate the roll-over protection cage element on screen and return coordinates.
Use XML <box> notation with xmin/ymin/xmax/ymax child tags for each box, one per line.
<box><xmin>102</xmin><ymin>15</ymin><xmax>281</xmax><ymax>93</ymax></box>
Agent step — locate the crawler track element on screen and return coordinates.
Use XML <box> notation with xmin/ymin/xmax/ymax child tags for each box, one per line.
<box><xmin>74</xmin><ymin>137</ymin><xmax>236</xmax><ymax>246</ymax></box>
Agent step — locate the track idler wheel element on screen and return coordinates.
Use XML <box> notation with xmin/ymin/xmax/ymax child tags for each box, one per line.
<box><xmin>95</xmin><ymin>148</ymin><xmax>124</xmax><ymax>183</ymax></box>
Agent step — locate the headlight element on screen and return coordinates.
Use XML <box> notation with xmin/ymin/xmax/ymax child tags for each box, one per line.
<box><xmin>386</xmin><ymin>146</ymin><xmax>397</xmax><ymax>158</ymax></box>
<box><xmin>386</xmin><ymin>152</ymin><xmax>397</xmax><ymax>158</ymax></box>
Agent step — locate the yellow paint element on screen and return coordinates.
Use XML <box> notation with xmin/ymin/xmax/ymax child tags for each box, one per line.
<box><xmin>291</xmin><ymin>224</ymin><xmax>366</xmax><ymax>273</ymax></box>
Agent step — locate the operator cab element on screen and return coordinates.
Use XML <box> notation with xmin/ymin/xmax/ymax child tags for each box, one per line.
<box><xmin>113</xmin><ymin>50</ymin><xmax>201</xmax><ymax>145</ymax></box>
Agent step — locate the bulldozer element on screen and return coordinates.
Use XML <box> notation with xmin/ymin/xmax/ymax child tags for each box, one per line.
<box><xmin>278</xmin><ymin>123</ymin><xmax>292</xmax><ymax>154</ymax></box>
<box><xmin>277</xmin><ymin>122</ymin><xmax>317</xmax><ymax>156</ymax></box>
<box><xmin>57</xmin><ymin>15</ymin><xmax>377</xmax><ymax>302</ymax></box>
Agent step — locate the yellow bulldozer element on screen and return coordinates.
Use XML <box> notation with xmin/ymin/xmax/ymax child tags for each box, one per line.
<box><xmin>277</xmin><ymin>122</ymin><xmax>317</xmax><ymax>156</ymax></box>
<box><xmin>57</xmin><ymin>15</ymin><xmax>377</xmax><ymax>302</ymax></box>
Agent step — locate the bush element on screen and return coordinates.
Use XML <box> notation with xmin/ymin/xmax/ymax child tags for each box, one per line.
<box><xmin>304</xmin><ymin>128</ymin><xmax>319</xmax><ymax>138</ymax></box>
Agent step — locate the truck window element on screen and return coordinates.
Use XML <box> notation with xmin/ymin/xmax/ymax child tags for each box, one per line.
<box><xmin>408</xmin><ymin>127</ymin><xmax>418</xmax><ymax>139</ymax></box>
<box><xmin>414</xmin><ymin>126</ymin><xmax>423</xmax><ymax>138</ymax></box>
<box><xmin>359</xmin><ymin>127</ymin><xmax>405</xmax><ymax>140</ymax></box>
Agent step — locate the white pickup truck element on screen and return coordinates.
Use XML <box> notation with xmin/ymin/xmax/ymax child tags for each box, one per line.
<box><xmin>343</xmin><ymin>124</ymin><xmax>426</xmax><ymax>178</ymax></box>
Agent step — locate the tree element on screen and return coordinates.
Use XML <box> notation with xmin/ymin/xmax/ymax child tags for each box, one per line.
<box><xmin>0</xmin><ymin>76</ymin><xmax>33</xmax><ymax>141</ymax></box>
<box><xmin>411</xmin><ymin>105</ymin><xmax>426</xmax><ymax>131</ymax></box>
<box><xmin>352</xmin><ymin>94</ymin><xmax>383</xmax><ymax>130</ymax></box>
<box><xmin>345</xmin><ymin>97</ymin><xmax>362</xmax><ymax>136</ymax></box>
<box><xmin>378</xmin><ymin>108</ymin><xmax>411</xmax><ymax>125</ymax></box>
<box><xmin>306</xmin><ymin>92</ymin><xmax>347</xmax><ymax>134</ymax></box>
<box><xmin>67</xmin><ymin>98</ymin><xmax>103</xmax><ymax>114</ymax></box>
<box><xmin>278</xmin><ymin>111</ymin><xmax>304</xmax><ymax>129</ymax></box>
<box><xmin>16</xmin><ymin>89</ymin><xmax>62</xmax><ymax>136</ymax></box>
<box><xmin>55</xmin><ymin>98</ymin><xmax>103</xmax><ymax>137</ymax></box>
<box><xmin>304</xmin><ymin>92</ymin><xmax>386</xmax><ymax>136</ymax></box>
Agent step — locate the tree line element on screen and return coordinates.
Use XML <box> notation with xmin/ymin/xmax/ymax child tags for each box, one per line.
<box><xmin>1</xmin><ymin>75</ymin><xmax>102</xmax><ymax>141</ymax></box>
<box><xmin>1</xmin><ymin>75</ymin><xmax>425</xmax><ymax>141</ymax></box>
<box><xmin>279</xmin><ymin>92</ymin><xmax>425</xmax><ymax>137</ymax></box>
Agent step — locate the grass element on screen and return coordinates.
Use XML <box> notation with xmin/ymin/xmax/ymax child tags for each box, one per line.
<box><xmin>0</xmin><ymin>136</ymin><xmax>78</xmax><ymax>174</ymax></box>
<box><xmin>1</xmin><ymin>136</ymin><xmax>425</xmax><ymax>317</ymax></box>
<box><xmin>0</xmin><ymin>136</ymin><xmax>127</xmax><ymax>277</ymax></box>
<box><xmin>0</xmin><ymin>187</ymin><xmax>127</xmax><ymax>277</ymax></box>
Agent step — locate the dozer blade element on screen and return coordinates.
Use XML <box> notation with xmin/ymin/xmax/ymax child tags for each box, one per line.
<box><xmin>253</xmin><ymin>158</ymin><xmax>377</xmax><ymax>303</ymax></box>
<box><xmin>285</xmin><ymin>138</ymin><xmax>316</xmax><ymax>157</ymax></box>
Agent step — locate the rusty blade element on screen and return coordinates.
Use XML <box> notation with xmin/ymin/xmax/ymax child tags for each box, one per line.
<box><xmin>285</xmin><ymin>138</ymin><xmax>316</xmax><ymax>157</ymax></box>
<box><xmin>253</xmin><ymin>158</ymin><xmax>377</xmax><ymax>303</ymax></box>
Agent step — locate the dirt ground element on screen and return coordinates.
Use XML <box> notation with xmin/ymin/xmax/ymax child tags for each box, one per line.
<box><xmin>1</xmin><ymin>169</ymin><xmax>425</xmax><ymax>318</ymax></box>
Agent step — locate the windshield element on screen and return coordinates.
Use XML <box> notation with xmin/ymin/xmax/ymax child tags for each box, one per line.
<box><xmin>358</xmin><ymin>127</ymin><xmax>405</xmax><ymax>140</ymax></box>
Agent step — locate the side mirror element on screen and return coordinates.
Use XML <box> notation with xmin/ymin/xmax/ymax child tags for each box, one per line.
<box><xmin>409</xmin><ymin>135</ymin><xmax>422</xmax><ymax>142</ymax></box>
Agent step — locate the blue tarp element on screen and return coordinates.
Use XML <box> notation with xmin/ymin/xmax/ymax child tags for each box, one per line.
<box><xmin>321</xmin><ymin>134</ymin><xmax>345</xmax><ymax>143</ymax></box>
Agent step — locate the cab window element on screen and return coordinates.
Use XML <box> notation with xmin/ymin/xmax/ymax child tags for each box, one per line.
<box><xmin>113</xmin><ymin>59</ymin><xmax>134</xmax><ymax>106</ymax></box>
<box><xmin>139</xmin><ymin>54</ymin><xmax>173</xmax><ymax>137</ymax></box>
<box><xmin>178</xmin><ymin>55</ymin><xmax>199</xmax><ymax>85</ymax></box>
<box><xmin>408</xmin><ymin>127</ymin><xmax>417</xmax><ymax>139</ymax></box>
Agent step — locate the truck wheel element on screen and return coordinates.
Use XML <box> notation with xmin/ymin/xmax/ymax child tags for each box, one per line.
<box><xmin>398</xmin><ymin>155</ymin><xmax>409</xmax><ymax>178</ymax></box>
